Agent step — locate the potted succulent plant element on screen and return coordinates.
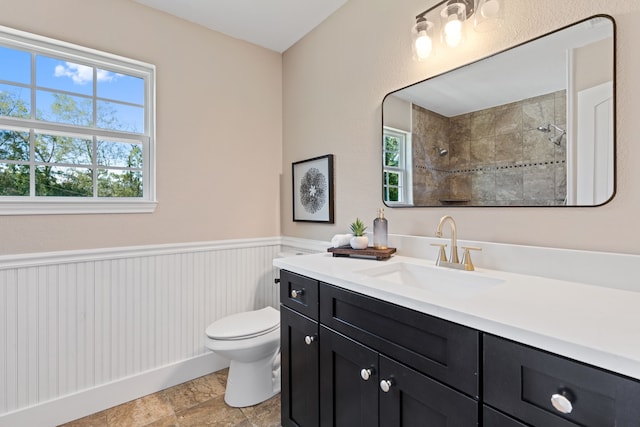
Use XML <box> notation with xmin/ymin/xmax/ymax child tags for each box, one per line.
<box><xmin>349</xmin><ymin>218</ymin><xmax>369</xmax><ymax>249</ymax></box>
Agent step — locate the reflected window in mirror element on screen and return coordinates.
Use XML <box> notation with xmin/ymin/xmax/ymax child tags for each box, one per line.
<box><xmin>383</xmin><ymin>127</ymin><xmax>413</xmax><ymax>206</ymax></box>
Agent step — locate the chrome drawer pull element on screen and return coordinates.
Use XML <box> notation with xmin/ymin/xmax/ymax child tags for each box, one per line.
<box><xmin>304</xmin><ymin>335</ymin><xmax>316</xmax><ymax>345</ymax></box>
<box><xmin>379</xmin><ymin>379</ymin><xmax>393</xmax><ymax>392</ymax></box>
<box><xmin>551</xmin><ymin>392</ymin><xmax>573</xmax><ymax>414</ymax></box>
<box><xmin>360</xmin><ymin>368</ymin><xmax>375</xmax><ymax>381</ymax></box>
<box><xmin>291</xmin><ymin>289</ymin><xmax>304</xmax><ymax>298</ymax></box>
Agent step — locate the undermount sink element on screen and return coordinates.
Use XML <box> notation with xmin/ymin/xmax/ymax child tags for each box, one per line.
<box><xmin>357</xmin><ymin>262</ymin><xmax>504</xmax><ymax>298</ymax></box>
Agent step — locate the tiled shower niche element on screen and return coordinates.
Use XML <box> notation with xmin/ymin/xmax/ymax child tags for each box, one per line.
<box><xmin>412</xmin><ymin>90</ymin><xmax>567</xmax><ymax>206</ymax></box>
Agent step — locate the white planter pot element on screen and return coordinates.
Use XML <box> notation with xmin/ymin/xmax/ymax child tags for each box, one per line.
<box><xmin>350</xmin><ymin>236</ymin><xmax>369</xmax><ymax>250</ymax></box>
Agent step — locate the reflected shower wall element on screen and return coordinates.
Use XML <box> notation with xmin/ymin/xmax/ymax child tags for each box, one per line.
<box><xmin>412</xmin><ymin>90</ymin><xmax>567</xmax><ymax>206</ymax></box>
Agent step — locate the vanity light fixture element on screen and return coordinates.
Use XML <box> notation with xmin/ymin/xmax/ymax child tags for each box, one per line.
<box><xmin>412</xmin><ymin>0</ymin><xmax>504</xmax><ymax>61</ymax></box>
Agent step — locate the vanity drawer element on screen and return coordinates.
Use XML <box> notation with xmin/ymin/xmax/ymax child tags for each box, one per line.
<box><xmin>484</xmin><ymin>334</ymin><xmax>640</xmax><ymax>427</ymax></box>
<box><xmin>280</xmin><ymin>270</ymin><xmax>319</xmax><ymax>320</ymax></box>
<box><xmin>320</xmin><ymin>282</ymin><xmax>479</xmax><ymax>397</ymax></box>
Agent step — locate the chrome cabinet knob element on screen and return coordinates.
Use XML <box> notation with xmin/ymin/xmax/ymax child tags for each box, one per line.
<box><xmin>291</xmin><ymin>289</ymin><xmax>304</xmax><ymax>298</ymax></box>
<box><xmin>551</xmin><ymin>392</ymin><xmax>573</xmax><ymax>414</ymax></box>
<box><xmin>304</xmin><ymin>335</ymin><xmax>316</xmax><ymax>345</ymax></box>
<box><xmin>360</xmin><ymin>368</ymin><xmax>374</xmax><ymax>381</ymax></box>
<box><xmin>379</xmin><ymin>379</ymin><xmax>393</xmax><ymax>393</ymax></box>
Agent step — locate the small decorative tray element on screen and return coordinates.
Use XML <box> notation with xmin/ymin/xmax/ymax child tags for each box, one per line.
<box><xmin>327</xmin><ymin>246</ymin><xmax>396</xmax><ymax>260</ymax></box>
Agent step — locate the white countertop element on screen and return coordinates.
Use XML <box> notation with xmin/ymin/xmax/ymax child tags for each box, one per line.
<box><xmin>274</xmin><ymin>252</ymin><xmax>640</xmax><ymax>381</ymax></box>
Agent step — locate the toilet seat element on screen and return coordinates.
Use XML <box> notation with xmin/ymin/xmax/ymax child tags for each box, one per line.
<box><xmin>206</xmin><ymin>306</ymin><xmax>280</xmax><ymax>340</ymax></box>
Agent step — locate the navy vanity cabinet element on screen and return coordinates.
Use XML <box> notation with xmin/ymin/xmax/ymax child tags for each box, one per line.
<box><xmin>484</xmin><ymin>334</ymin><xmax>640</xmax><ymax>427</ymax></box>
<box><xmin>281</xmin><ymin>269</ymin><xmax>640</xmax><ymax>426</ymax></box>
<box><xmin>319</xmin><ymin>282</ymin><xmax>479</xmax><ymax>427</ymax></box>
<box><xmin>280</xmin><ymin>270</ymin><xmax>320</xmax><ymax>427</ymax></box>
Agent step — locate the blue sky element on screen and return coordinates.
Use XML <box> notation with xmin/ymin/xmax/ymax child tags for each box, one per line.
<box><xmin>0</xmin><ymin>45</ymin><xmax>145</xmax><ymax>133</ymax></box>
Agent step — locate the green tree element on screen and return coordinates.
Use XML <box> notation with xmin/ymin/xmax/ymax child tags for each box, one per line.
<box><xmin>0</xmin><ymin>91</ymin><xmax>143</xmax><ymax>197</ymax></box>
<box><xmin>0</xmin><ymin>92</ymin><xmax>30</xmax><ymax>195</ymax></box>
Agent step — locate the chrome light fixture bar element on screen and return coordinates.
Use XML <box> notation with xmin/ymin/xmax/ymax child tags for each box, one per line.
<box><xmin>412</xmin><ymin>0</ymin><xmax>504</xmax><ymax>61</ymax></box>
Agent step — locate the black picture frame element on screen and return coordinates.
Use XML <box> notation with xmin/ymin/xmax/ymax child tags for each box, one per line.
<box><xmin>292</xmin><ymin>154</ymin><xmax>334</xmax><ymax>223</ymax></box>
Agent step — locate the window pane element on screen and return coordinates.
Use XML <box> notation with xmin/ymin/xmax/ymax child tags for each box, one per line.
<box><xmin>36</xmin><ymin>91</ymin><xmax>93</xmax><ymax>126</ymax></box>
<box><xmin>387</xmin><ymin>172</ymin><xmax>399</xmax><ymax>186</ymax></box>
<box><xmin>0</xmin><ymin>129</ymin><xmax>30</xmax><ymax>161</ymax></box>
<box><xmin>97</xmin><ymin>71</ymin><xmax>144</xmax><ymax>105</ymax></box>
<box><xmin>0</xmin><ymin>163</ymin><xmax>29</xmax><ymax>195</ymax></box>
<box><xmin>385</xmin><ymin>136</ymin><xmax>399</xmax><ymax>151</ymax></box>
<box><xmin>0</xmin><ymin>46</ymin><xmax>31</xmax><ymax>85</ymax></box>
<box><xmin>385</xmin><ymin>151</ymin><xmax>400</xmax><ymax>167</ymax></box>
<box><xmin>97</xmin><ymin>140</ymin><xmax>142</xmax><ymax>168</ymax></box>
<box><xmin>97</xmin><ymin>100</ymin><xmax>143</xmax><ymax>133</ymax></box>
<box><xmin>0</xmin><ymin>84</ymin><xmax>31</xmax><ymax>118</ymax></box>
<box><xmin>36</xmin><ymin>55</ymin><xmax>93</xmax><ymax>96</ymax></box>
<box><xmin>98</xmin><ymin>169</ymin><xmax>142</xmax><ymax>197</ymax></box>
<box><xmin>387</xmin><ymin>187</ymin><xmax>399</xmax><ymax>202</ymax></box>
<box><xmin>35</xmin><ymin>166</ymin><xmax>92</xmax><ymax>196</ymax></box>
<box><xmin>383</xmin><ymin>171</ymin><xmax>401</xmax><ymax>203</ymax></box>
<box><xmin>35</xmin><ymin>133</ymin><xmax>92</xmax><ymax>165</ymax></box>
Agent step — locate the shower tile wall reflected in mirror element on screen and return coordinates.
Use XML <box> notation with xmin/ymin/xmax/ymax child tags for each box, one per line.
<box><xmin>412</xmin><ymin>90</ymin><xmax>566</xmax><ymax>206</ymax></box>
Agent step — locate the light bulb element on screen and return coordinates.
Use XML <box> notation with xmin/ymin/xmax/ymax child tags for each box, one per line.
<box><xmin>475</xmin><ymin>0</ymin><xmax>504</xmax><ymax>32</ymax></box>
<box><xmin>440</xmin><ymin>3</ymin><xmax>466</xmax><ymax>47</ymax></box>
<box><xmin>415</xmin><ymin>32</ymin><xmax>433</xmax><ymax>60</ymax></box>
<box><xmin>444</xmin><ymin>18</ymin><xmax>462</xmax><ymax>47</ymax></box>
<box><xmin>480</xmin><ymin>0</ymin><xmax>500</xmax><ymax>18</ymax></box>
<box><xmin>412</xmin><ymin>19</ymin><xmax>435</xmax><ymax>61</ymax></box>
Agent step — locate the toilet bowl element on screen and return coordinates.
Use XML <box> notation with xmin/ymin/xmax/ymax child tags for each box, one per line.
<box><xmin>205</xmin><ymin>306</ymin><xmax>281</xmax><ymax>407</ymax></box>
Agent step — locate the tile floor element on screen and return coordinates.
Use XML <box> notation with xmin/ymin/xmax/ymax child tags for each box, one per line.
<box><xmin>58</xmin><ymin>369</ymin><xmax>281</xmax><ymax>427</ymax></box>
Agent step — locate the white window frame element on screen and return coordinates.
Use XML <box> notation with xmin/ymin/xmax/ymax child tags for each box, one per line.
<box><xmin>383</xmin><ymin>126</ymin><xmax>413</xmax><ymax>206</ymax></box>
<box><xmin>0</xmin><ymin>25</ymin><xmax>156</xmax><ymax>215</ymax></box>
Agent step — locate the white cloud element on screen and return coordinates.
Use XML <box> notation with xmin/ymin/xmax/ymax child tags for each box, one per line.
<box><xmin>96</xmin><ymin>69</ymin><xmax>116</xmax><ymax>83</ymax></box>
<box><xmin>54</xmin><ymin>62</ymin><xmax>117</xmax><ymax>85</ymax></box>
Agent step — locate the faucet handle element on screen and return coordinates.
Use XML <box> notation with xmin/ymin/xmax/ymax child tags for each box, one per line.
<box><xmin>461</xmin><ymin>246</ymin><xmax>481</xmax><ymax>271</ymax></box>
<box><xmin>430</xmin><ymin>243</ymin><xmax>448</xmax><ymax>265</ymax></box>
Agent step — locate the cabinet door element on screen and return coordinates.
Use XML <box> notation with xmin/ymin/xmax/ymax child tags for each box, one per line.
<box><xmin>319</xmin><ymin>326</ymin><xmax>378</xmax><ymax>427</ymax></box>
<box><xmin>378</xmin><ymin>355</ymin><xmax>478</xmax><ymax>427</ymax></box>
<box><xmin>483</xmin><ymin>406</ymin><xmax>529</xmax><ymax>427</ymax></box>
<box><xmin>281</xmin><ymin>305</ymin><xmax>319</xmax><ymax>427</ymax></box>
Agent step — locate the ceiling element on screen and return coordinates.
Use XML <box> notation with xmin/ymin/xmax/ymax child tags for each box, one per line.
<box><xmin>392</xmin><ymin>16</ymin><xmax>613</xmax><ymax>117</ymax></box>
<box><xmin>133</xmin><ymin>0</ymin><xmax>349</xmax><ymax>53</ymax></box>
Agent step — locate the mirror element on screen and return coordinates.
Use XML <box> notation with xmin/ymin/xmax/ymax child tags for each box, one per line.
<box><xmin>382</xmin><ymin>16</ymin><xmax>615</xmax><ymax>207</ymax></box>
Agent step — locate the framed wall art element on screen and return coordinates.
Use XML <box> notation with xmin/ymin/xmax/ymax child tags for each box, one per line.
<box><xmin>292</xmin><ymin>154</ymin><xmax>334</xmax><ymax>223</ymax></box>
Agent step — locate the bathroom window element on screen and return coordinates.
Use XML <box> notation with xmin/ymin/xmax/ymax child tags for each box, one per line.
<box><xmin>0</xmin><ymin>25</ymin><xmax>156</xmax><ymax>214</ymax></box>
<box><xmin>383</xmin><ymin>127</ymin><xmax>412</xmax><ymax>206</ymax></box>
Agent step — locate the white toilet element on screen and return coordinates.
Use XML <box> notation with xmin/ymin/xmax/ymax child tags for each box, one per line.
<box><xmin>205</xmin><ymin>306</ymin><xmax>281</xmax><ymax>407</ymax></box>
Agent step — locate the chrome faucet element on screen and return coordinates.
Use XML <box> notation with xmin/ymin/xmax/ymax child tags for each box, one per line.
<box><xmin>432</xmin><ymin>215</ymin><xmax>481</xmax><ymax>271</ymax></box>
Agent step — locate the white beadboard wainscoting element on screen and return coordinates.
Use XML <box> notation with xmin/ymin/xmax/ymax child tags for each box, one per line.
<box><xmin>0</xmin><ymin>237</ymin><xmax>309</xmax><ymax>427</ymax></box>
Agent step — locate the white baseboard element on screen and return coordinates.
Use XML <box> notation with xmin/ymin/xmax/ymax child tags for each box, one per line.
<box><xmin>0</xmin><ymin>352</ymin><xmax>229</xmax><ymax>427</ymax></box>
